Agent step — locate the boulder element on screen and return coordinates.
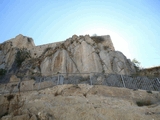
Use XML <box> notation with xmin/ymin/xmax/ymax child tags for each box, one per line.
<box><xmin>12</xmin><ymin>114</ymin><xmax>30</xmax><ymax>120</ymax></box>
<box><xmin>72</xmin><ymin>34</ymin><xmax>78</xmax><ymax>40</ymax></box>
<box><xmin>10</xmin><ymin>75</ymin><xmax>20</xmax><ymax>82</ymax></box>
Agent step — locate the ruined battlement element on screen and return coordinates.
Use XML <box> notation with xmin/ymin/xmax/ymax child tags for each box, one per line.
<box><xmin>28</xmin><ymin>41</ymin><xmax>64</xmax><ymax>58</ymax></box>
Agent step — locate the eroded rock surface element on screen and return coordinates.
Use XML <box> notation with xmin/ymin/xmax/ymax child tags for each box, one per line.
<box><xmin>0</xmin><ymin>85</ymin><xmax>160</xmax><ymax>120</ymax></box>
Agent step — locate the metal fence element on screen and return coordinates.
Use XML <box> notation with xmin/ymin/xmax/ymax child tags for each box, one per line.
<box><xmin>0</xmin><ymin>73</ymin><xmax>160</xmax><ymax>95</ymax></box>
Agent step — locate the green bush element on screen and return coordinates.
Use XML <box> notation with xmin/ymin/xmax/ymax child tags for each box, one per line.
<box><xmin>0</xmin><ymin>69</ymin><xmax>7</xmax><ymax>76</ymax></box>
<box><xmin>132</xmin><ymin>58</ymin><xmax>141</xmax><ymax>72</ymax></box>
<box><xmin>16</xmin><ymin>48</ymin><xmax>31</xmax><ymax>67</ymax></box>
<box><xmin>136</xmin><ymin>100</ymin><xmax>152</xmax><ymax>107</ymax></box>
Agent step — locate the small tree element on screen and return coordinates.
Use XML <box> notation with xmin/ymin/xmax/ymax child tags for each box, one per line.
<box><xmin>92</xmin><ymin>33</ymin><xmax>97</xmax><ymax>37</ymax></box>
<box><xmin>132</xmin><ymin>58</ymin><xmax>141</xmax><ymax>71</ymax></box>
<box><xmin>16</xmin><ymin>48</ymin><xmax>31</xmax><ymax>67</ymax></box>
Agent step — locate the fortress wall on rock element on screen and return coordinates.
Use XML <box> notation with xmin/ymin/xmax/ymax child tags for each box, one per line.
<box><xmin>27</xmin><ymin>35</ymin><xmax>115</xmax><ymax>58</ymax></box>
<box><xmin>139</xmin><ymin>66</ymin><xmax>160</xmax><ymax>77</ymax></box>
<box><xmin>28</xmin><ymin>41</ymin><xmax>63</xmax><ymax>58</ymax></box>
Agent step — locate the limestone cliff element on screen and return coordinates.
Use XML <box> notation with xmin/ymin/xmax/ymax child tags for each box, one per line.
<box><xmin>0</xmin><ymin>34</ymin><xmax>136</xmax><ymax>80</ymax></box>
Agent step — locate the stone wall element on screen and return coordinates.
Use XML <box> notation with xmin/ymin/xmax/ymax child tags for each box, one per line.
<box><xmin>28</xmin><ymin>41</ymin><xmax>63</xmax><ymax>58</ymax></box>
<box><xmin>139</xmin><ymin>66</ymin><xmax>160</xmax><ymax>77</ymax></box>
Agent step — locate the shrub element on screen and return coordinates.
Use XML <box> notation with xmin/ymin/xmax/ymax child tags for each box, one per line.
<box><xmin>0</xmin><ymin>112</ymin><xmax>8</xmax><ymax>118</ymax></box>
<box><xmin>92</xmin><ymin>34</ymin><xmax>97</xmax><ymax>36</ymax></box>
<box><xmin>103</xmin><ymin>46</ymin><xmax>109</xmax><ymax>50</ymax></box>
<box><xmin>54</xmin><ymin>91</ymin><xmax>62</xmax><ymax>96</ymax></box>
<box><xmin>7</xmin><ymin>94</ymin><xmax>14</xmax><ymax>101</ymax></box>
<box><xmin>146</xmin><ymin>90</ymin><xmax>152</xmax><ymax>94</ymax></box>
<box><xmin>0</xmin><ymin>69</ymin><xmax>7</xmax><ymax>76</ymax></box>
<box><xmin>132</xmin><ymin>58</ymin><xmax>141</xmax><ymax>72</ymax></box>
<box><xmin>16</xmin><ymin>48</ymin><xmax>31</xmax><ymax>67</ymax></box>
<box><xmin>91</xmin><ymin>36</ymin><xmax>104</xmax><ymax>43</ymax></box>
<box><xmin>31</xmin><ymin>76</ymin><xmax>35</xmax><ymax>80</ymax></box>
<box><xmin>54</xmin><ymin>92</ymin><xmax>59</xmax><ymax>96</ymax></box>
<box><xmin>133</xmin><ymin>89</ymin><xmax>138</xmax><ymax>91</ymax></box>
<box><xmin>136</xmin><ymin>100</ymin><xmax>152</xmax><ymax>107</ymax></box>
<box><xmin>83</xmin><ymin>93</ymin><xmax>87</xmax><ymax>97</ymax></box>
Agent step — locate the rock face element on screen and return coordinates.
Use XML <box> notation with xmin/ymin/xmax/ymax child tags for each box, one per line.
<box><xmin>0</xmin><ymin>34</ymin><xmax>136</xmax><ymax>80</ymax></box>
<box><xmin>0</xmin><ymin>34</ymin><xmax>35</xmax><ymax>71</ymax></box>
<box><xmin>7</xmin><ymin>34</ymin><xmax>35</xmax><ymax>48</ymax></box>
<box><xmin>0</xmin><ymin>85</ymin><xmax>160</xmax><ymax>120</ymax></box>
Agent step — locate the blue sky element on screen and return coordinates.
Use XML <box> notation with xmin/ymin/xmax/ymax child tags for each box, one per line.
<box><xmin>0</xmin><ymin>0</ymin><xmax>160</xmax><ymax>68</ymax></box>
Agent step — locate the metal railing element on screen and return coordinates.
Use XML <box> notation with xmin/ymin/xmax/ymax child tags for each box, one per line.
<box><xmin>0</xmin><ymin>73</ymin><xmax>160</xmax><ymax>95</ymax></box>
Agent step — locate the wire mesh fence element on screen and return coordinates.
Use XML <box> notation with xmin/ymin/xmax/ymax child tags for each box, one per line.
<box><xmin>0</xmin><ymin>73</ymin><xmax>160</xmax><ymax>95</ymax></box>
<box><xmin>57</xmin><ymin>73</ymin><xmax>90</xmax><ymax>85</ymax></box>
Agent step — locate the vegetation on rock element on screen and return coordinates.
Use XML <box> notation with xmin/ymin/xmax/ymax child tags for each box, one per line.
<box><xmin>0</xmin><ymin>69</ymin><xmax>7</xmax><ymax>76</ymax></box>
<box><xmin>91</xmin><ymin>36</ymin><xmax>104</xmax><ymax>43</ymax></box>
<box><xmin>136</xmin><ymin>100</ymin><xmax>152</xmax><ymax>107</ymax></box>
<box><xmin>132</xmin><ymin>58</ymin><xmax>141</xmax><ymax>72</ymax></box>
<box><xmin>15</xmin><ymin>48</ymin><xmax>31</xmax><ymax>67</ymax></box>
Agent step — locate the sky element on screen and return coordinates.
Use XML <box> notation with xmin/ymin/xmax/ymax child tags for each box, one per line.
<box><xmin>0</xmin><ymin>0</ymin><xmax>160</xmax><ymax>68</ymax></box>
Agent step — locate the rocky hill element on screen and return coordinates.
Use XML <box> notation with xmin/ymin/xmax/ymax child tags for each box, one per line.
<box><xmin>0</xmin><ymin>34</ymin><xmax>136</xmax><ymax>81</ymax></box>
<box><xmin>0</xmin><ymin>35</ymin><xmax>160</xmax><ymax>120</ymax></box>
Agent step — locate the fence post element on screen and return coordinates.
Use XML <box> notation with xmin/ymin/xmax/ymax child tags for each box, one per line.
<box><xmin>38</xmin><ymin>78</ymin><xmax>41</xmax><ymax>90</ymax></box>
<box><xmin>157</xmin><ymin>78</ymin><xmax>160</xmax><ymax>84</ymax></box>
<box><xmin>2</xmin><ymin>84</ymin><xmax>7</xmax><ymax>94</ymax></box>
<box><xmin>60</xmin><ymin>75</ymin><xmax>64</xmax><ymax>85</ymax></box>
<box><xmin>32</xmin><ymin>77</ymin><xmax>37</xmax><ymax>91</ymax></box>
<box><xmin>32</xmin><ymin>82</ymin><xmax>33</xmax><ymax>91</ymax></box>
<box><xmin>17</xmin><ymin>80</ymin><xmax>21</xmax><ymax>94</ymax></box>
<box><xmin>57</xmin><ymin>74</ymin><xmax>59</xmax><ymax>85</ymax></box>
<box><xmin>90</xmin><ymin>73</ymin><xmax>92</xmax><ymax>85</ymax></box>
<box><xmin>121</xmin><ymin>75</ymin><xmax>126</xmax><ymax>88</ymax></box>
<box><xmin>52</xmin><ymin>76</ymin><xmax>54</xmax><ymax>86</ymax></box>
